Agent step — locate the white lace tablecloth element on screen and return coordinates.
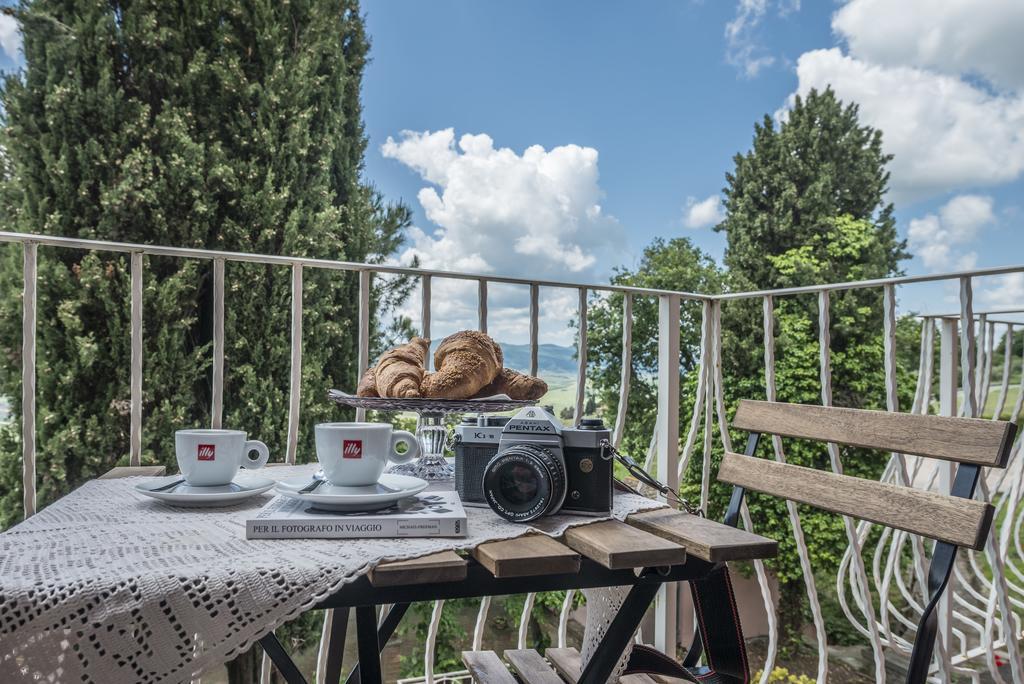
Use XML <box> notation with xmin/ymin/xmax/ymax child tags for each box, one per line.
<box><xmin>0</xmin><ymin>465</ymin><xmax>663</xmax><ymax>683</ymax></box>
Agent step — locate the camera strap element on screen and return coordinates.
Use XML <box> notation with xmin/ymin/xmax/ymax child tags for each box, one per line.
<box><xmin>600</xmin><ymin>439</ymin><xmax>702</xmax><ymax>516</ymax></box>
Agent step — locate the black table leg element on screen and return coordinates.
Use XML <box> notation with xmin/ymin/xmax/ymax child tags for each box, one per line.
<box><xmin>577</xmin><ymin>581</ymin><xmax>663</xmax><ymax>684</ymax></box>
<box><xmin>258</xmin><ymin>631</ymin><xmax>309</xmax><ymax>684</ymax></box>
<box><xmin>346</xmin><ymin>603</ymin><xmax>410</xmax><ymax>684</ymax></box>
<box><xmin>324</xmin><ymin>607</ymin><xmax>351</xmax><ymax>684</ymax></box>
<box><xmin>355</xmin><ymin>605</ymin><xmax>383</xmax><ymax>684</ymax></box>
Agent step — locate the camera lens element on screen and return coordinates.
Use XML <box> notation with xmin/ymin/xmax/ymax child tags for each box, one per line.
<box><xmin>483</xmin><ymin>444</ymin><xmax>566</xmax><ymax>523</ymax></box>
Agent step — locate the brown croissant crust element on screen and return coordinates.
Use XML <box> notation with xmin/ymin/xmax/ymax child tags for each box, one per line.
<box><xmin>475</xmin><ymin>368</ymin><xmax>548</xmax><ymax>400</ymax></box>
<box><xmin>421</xmin><ymin>331</ymin><xmax>503</xmax><ymax>399</ymax></box>
<box><xmin>356</xmin><ymin>367</ymin><xmax>378</xmax><ymax>397</ymax></box>
<box><xmin>375</xmin><ymin>337</ymin><xmax>429</xmax><ymax>398</ymax></box>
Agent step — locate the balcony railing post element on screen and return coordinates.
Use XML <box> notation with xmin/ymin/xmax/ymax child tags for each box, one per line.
<box><xmin>22</xmin><ymin>242</ymin><xmax>37</xmax><ymax>518</ymax></box>
<box><xmin>612</xmin><ymin>293</ymin><xmax>632</xmax><ymax>449</ymax></box>
<box><xmin>421</xmin><ymin>274</ymin><xmax>431</xmax><ymax>344</ymax></box>
<box><xmin>356</xmin><ymin>270</ymin><xmax>371</xmax><ymax>423</ymax></box>
<box><xmin>654</xmin><ymin>293</ymin><xmax>680</xmax><ymax>655</ymax></box>
<box><xmin>529</xmin><ymin>284</ymin><xmax>539</xmax><ymax>377</ymax></box>
<box><xmin>285</xmin><ymin>264</ymin><xmax>303</xmax><ymax>465</ymax></box>
<box><xmin>130</xmin><ymin>251</ymin><xmax>143</xmax><ymax>467</ymax></box>
<box><xmin>478</xmin><ymin>280</ymin><xmax>488</xmax><ymax>334</ymax></box>
<box><xmin>211</xmin><ymin>257</ymin><xmax>225</xmax><ymax>429</ymax></box>
<box><xmin>574</xmin><ymin>288</ymin><xmax>587</xmax><ymax>421</ymax></box>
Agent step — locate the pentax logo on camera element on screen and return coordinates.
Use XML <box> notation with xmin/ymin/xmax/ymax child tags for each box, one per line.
<box><xmin>343</xmin><ymin>440</ymin><xmax>363</xmax><ymax>459</ymax></box>
<box><xmin>197</xmin><ymin>444</ymin><xmax>216</xmax><ymax>461</ymax></box>
<box><xmin>507</xmin><ymin>423</ymin><xmax>555</xmax><ymax>433</ymax></box>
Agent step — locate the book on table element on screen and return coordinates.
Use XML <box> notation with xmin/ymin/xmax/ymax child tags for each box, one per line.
<box><xmin>246</xmin><ymin>491</ymin><xmax>468</xmax><ymax>539</ymax></box>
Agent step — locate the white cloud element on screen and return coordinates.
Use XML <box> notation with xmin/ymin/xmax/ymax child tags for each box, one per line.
<box><xmin>682</xmin><ymin>195</ymin><xmax>724</xmax><ymax>229</ymax></box>
<box><xmin>908</xmin><ymin>194</ymin><xmax>994</xmax><ymax>271</ymax></box>
<box><xmin>786</xmin><ymin>48</ymin><xmax>1024</xmax><ymax>203</ymax></box>
<box><xmin>725</xmin><ymin>0</ymin><xmax>775</xmax><ymax>78</ymax></box>
<box><xmin>981</xmin><ymin>273</ymin><xmax>1024</xmax><ymax>308</ymax></box>
<box><xmin>0</xmin><ymin>15</ymin><xmax>20</xmax><ymax>61</ymax></box>
<box><xmin>381</xmin><ymin>129</ymin><xmax>624</xmax><ymax>345</ymax></box>
<box><xmin>833</xmin><ymin>0</ymin><xmax>1024</xmax><ymax>92</ymax></box>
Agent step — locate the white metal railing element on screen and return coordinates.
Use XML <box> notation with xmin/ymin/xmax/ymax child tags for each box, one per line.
<box><xmin>7</xmin><ymin>229</ymin><xmax>1024</xmax><ymax>682</ymax></box>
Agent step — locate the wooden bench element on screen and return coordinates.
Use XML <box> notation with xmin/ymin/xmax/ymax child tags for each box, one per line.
<box><xmin>715</xmin><ymin>399</ymin><xmax>1015</xmax><ymax>684</ymax></box>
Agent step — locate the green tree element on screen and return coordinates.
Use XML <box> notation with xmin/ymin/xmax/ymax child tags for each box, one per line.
<box><xmin>585</xmin><ymin>237</ymin><xmax>722</xmax><ymax>468</ymax></box>
<box><xmin>0</xmin><ymin>1</ymin><xmax>410</xmax><ymax>679</ymax></box>
<box><xmin>718</xmin><ymin>87</ymin><xmax>904</xmax><ymax>291</ymax></box>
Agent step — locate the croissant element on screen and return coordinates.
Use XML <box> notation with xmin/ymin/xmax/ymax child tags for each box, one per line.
<box><xmin>375</xmin><ymin>336</ymin><xmax>429</xmax><ymax>398</ymax></box>
<box><xmin>421</xmin><ymin>331</ymin><xmax>503</xmax><ymax>399</ymax></box>
<box><xmin>475</xmin><ymin>368</ymin><xmax>548</xmax><ymax>400</ymax></box>
<box><xmin>356</xmin><ymin>367</ymin><xmax>378</xmax><ymax>397</ymax></box>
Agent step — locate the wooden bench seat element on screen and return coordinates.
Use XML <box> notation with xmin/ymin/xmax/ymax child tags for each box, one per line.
<box><xmin>461</xmin><ymin>647</ymin><xmax>678</xmax><ymax>684</ymax></box>
<box><xmin>462</xmin><ymin>650</ymin><xmax>517</xmax><ymax>683</ymax></box>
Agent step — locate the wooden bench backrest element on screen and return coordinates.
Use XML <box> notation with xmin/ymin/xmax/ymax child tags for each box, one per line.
<box><xmin>720</xmin><ymin>400</ymin><xmax>1014</xmax><ymax>550</ymax></box>
<box><xmin>732</xmin><ymin>400</ymin><xmax>1015</xmax><ymax>467</ymax></box>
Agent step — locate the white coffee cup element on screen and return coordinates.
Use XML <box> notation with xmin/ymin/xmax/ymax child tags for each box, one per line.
<box><xmin>315</xmin><ymin>422</ymin><xmax>420</xmax><ymax>486</ymax></box>
<box><xmin>175</xmin><ymin>429</ymin><xmax>270</xmax><ymax>486</ymax></box>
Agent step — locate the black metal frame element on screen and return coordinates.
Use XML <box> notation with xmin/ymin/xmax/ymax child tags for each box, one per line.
<box><xmin>258</xmin><ymin>555</ymin><xmax>713</xmax><ymax>684</ymax></box>
<box><xmin>693</xmin><ymin>430</ymin><xmax>986</xmax><ymax>684</ymax></box>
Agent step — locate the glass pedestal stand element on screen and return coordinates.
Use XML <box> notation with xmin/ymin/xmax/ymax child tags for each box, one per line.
<box><xmin>387</xmin><ymin>412</ymin><xmax>452</xmax><ymax>480</ymax></box>
<box><xmin>326</xmin><ymin>391</ymin><xmax>538</xmax><ymax>482</ymax></box>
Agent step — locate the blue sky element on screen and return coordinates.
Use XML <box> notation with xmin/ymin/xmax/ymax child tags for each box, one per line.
<box><xmin>0</xmin><ymin>1</ymin><xmax>1020</xmax><ymax>343</ymax></box>
<box><xmin>360</xmin><ymin>0</ymin><xmax>1024</xmax><ymax>341</ymax></box>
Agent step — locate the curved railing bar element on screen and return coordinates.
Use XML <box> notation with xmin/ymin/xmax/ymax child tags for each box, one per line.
<box><xmin>612</xmin><ymin>294</ymin><xmax>633</xmax><ymax>450</ymax></box>
<box><xmin>675</xmin><ymin>301</ymin><xmax>710</xmax><ymax>480</ymax></box>
<box><xmin>818</xmin><ymin>290</ymin><xmax>887</xmax><ymax>682</ymax></box>
<box><xmin>762</xmin><ymin>295</ymin><xmax>828</xmax><ymax>681</ymax></box>
<box><xmin>557</xmin><ymin>590</ymin><xmax>575</xmax><ymax>648</ymax></box>
<box><xmin>472</xmin><ymin>596</ymin><xmax>490</xmax><ymax>652</ymax></box>
<box><xmin>517</xmin><ymin>593</ymin><xmax>536</xmax><ymax>649</ymax></box>
<box><xmin>425</xmin><ymin>600</ymin><xmax>445</xmax><ymax>684</ymax></box>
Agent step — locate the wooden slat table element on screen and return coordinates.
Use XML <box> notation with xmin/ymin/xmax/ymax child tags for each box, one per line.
<box><xmin>97</xmin><ymin>466</ymin><xmax>775</xmax><ymax>684</ymax></box>
<box><xmin>298</xmin><ymin>508</ymin><xmax>775</xmax><ymax>684</ymax></box>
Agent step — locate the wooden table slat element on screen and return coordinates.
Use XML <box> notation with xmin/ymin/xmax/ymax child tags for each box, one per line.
<box><xmin>627</xmin><ymin>508</ymin><xmax>777</xmax><ymax>563</ymax></box>
<box><xmin>473</xmin><ymin>534</ymin><xmax>581</xmax><ymax>578</ymax></box>
<box><xmin>563</xmin><ymin>520</ymin><xmax>686</xmax><ymax>570</ymax></box>
<box><xmin>368</xmin><ymin>551</ymin><xmax>467</xmax><ymax>587</ymax></box>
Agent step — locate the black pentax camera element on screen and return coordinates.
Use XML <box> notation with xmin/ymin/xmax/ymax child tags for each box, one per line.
<box><xmin>454</xmin><ymin>407</ymin><xmax>612</xmax><ymax>523</ymax></box>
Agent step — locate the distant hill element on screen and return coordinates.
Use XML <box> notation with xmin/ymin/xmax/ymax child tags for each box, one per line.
<box><xmin>428</xmin><ymin>339</ymin><xmax>577</xmax><ymax>375</ymax></box>
<box><xmin>500</xmin><ymin>343</ymin><xmax>578</xmax><ymax>375</ymax></box>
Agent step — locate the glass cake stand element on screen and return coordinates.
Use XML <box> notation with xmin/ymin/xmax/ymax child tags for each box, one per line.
<box><xmin>327</xmin><ymin>390</ymin><xmax>537</xmax><ymax>481</ymax></box>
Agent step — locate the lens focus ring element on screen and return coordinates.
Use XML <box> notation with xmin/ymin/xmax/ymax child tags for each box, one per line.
<box><xmin>483</xmin><ymin>443</ymin><xmax>567</xmax><ymax>523</ymax></box>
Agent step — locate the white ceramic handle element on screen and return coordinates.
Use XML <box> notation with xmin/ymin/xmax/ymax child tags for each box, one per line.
<box><xmin>389</xmin><ymin>430</ymin><xmax>420</xmax><ymax>464</ymax></box>
<box><xmin>242</xmin><ymin>440</ymin><xmax>270</xmax><ymax>469</ymax></box>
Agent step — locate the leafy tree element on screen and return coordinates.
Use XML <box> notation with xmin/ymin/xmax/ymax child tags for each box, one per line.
<box><xmin>709</xmin><ymin>89</ymin><xmax>912</xmax><ymax>650</ymax></box>
<box><xmin>0</xmin><ymin>1</ymin><xmax>411</xmax><ymax>679</ymax></box>
<box><xmin>585</xmin><ymin>237</ymin><xmax>722</xmax><ymax>469</ymax></box>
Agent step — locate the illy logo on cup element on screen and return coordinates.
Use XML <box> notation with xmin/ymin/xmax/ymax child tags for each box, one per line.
<box><xmin>197</xmin><ymin>444</ymin><xmax>216</xmax><ymax>461</ymax></box>
<box><xmin>343</xmin><ymin>440</ymin><xmax>363</xmax><ymax>459</ymax></box>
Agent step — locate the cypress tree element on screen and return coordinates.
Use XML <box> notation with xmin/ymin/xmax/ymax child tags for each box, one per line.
<box><xmin>0</xmin><ymin>0</ymin><xmax>410</xmax><ymax>529</ymax></box>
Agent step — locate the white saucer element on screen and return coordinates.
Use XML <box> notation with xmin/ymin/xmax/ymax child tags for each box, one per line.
<box><xmin>135</xmin><ymin>475</ymin><xmax>276</xmax><ymax>507</ymax></box>
<box><xmin>275</xmin><ymin>473</ymin><xmax>428</xmax><ymax>512</ymax></box>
